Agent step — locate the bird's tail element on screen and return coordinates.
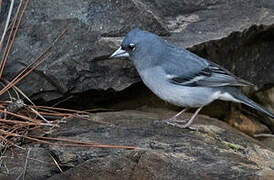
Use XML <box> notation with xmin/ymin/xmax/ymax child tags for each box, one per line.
<box><xmin>228</xmin><ymin>88</ymin><xmax>274</xmax><ymax>118</ymax></box>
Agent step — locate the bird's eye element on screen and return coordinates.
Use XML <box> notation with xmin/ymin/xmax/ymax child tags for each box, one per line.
<box><xmin>128</xmin><ymin>43</ymin><xmax>136</xmax><ymax>51</ymax></box>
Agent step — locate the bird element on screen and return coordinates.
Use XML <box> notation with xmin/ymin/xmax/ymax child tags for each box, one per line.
<box><xmin>109</xmin><ymin>28</ymin><xmax>274</xmax><ymax>129</ymax></box>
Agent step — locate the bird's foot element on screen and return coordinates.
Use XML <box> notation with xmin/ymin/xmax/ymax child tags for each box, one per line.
<box><xmin>163</xmin><ymin>117</ymin><xmax>187</xmax><ymax>123</ymax></box>
<box><xmin>162</xmin><ymin>116</ymin><xmax>188</xmax><ymax>124</ymax></box>
<box><xmin>165</xmin><ymin>121</ymin><xmax>197</xmax><ymax>131</ymax></box>
<box><xmin>163</xmin><ymin>116</ymin><xmax>177</xmax><ymax>122</ymax></box>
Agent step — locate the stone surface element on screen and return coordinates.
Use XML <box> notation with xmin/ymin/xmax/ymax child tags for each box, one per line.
<box><xmin>258</xmin><ymin>136</ymin><xmax>274</xmax><ymax>150</ymax></box>
<box><xmin>188</xmin><ymin>24</ymin><xmax>274</xmax><ymax>89</ymax></box>
<box><xmin>226</xmin><ymin>110</ymin><xmax>271</xmax><ymax>136</ymax></box>
<box><xmin>0</xmin><ymin>0</ymin><xmax>274</xmax><ymax>103</ymax></box>
<box><xmin>47</xmin><ymin>110</ymin><xmax>274</xmax><ymax>179</ymax></box>
<box><xmin>1</xmin><ymin>147</ymin><xmax>59</xmax><ymax>179</ymax></box>
<box><xmin>2</xmin><ymin>0</ymin><xmax>164</xmax><ymax>102</ymax></box>
<box><xmin>256</xmin><ymin>87</ymin><xmax>274</xmax><ymax>116</ymax></box>
<box><xmin>87</xmin><ymin>0</ymin><xmax>169</xmax><ymax>36</ymax></box>
<box><xmin>143</xmin><ymin>0</ymin><xmax>274</xmax><ymax>45</ymax></box>
<box><xmin>1</xmin><ymin>1</ymin><xmax>274</xmax><ymax>179</ymax></box>
<box><xmin>2</xmin><ymin>109</ymin><xmax>274</xmax><ymax>179</ymax></box>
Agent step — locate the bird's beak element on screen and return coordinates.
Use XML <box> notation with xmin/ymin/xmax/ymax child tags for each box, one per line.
<box><xmin>109</xmin><ymin>46</ymin><xmax>129</xmax><ymax>58</ymax></box>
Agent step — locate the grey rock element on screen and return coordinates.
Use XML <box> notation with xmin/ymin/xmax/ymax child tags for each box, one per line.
<box><xmin>6</xmin><ymin>20</ymin><xmax>139</xmax><ymax>102</ymax></box>
<box><xmin>187</xmin><ymin>24</ymin><xmax>274</xmax><ymax>88</ymax></box>
<box><xmin>87</xmin><ymin>0</ymin><xmax>169</xmax><ymax>36</ymax></box>
<box><xmin>1</xmin><ymin>0</ymin><xmax>274</xmax><ymax>104</ymax></box>
<box><xmin>1</xmin><ymin>147</ymin><xmax>58</xmax><ymax>180</ymax></box>
<box><xmin>2</xmin><ymin>109</ymin><xmax>274</xmax><ymax>179</ymax></box>
<box><xmin>257</xmin><ymin>136</ymin><xmax>274</xmax><ymax>150</ymax></box>
<box><xmin>255</xmin><ymin>86</ymin><xmax>274</xmax><ymax>116</ymax></box>
<box><xmin>142</xmin><ymin>0</ymin><xmax>274</xmax><ymax>45</ymax></box>
<box><xmin>42</xmin><ymin>109</ymin><xmax>273</xmax><ymax>179</ymax></box>
<box><xmin>2</xmin><ymin>0</ymin><xmax>165</xmax><ymax>102</ymax></box>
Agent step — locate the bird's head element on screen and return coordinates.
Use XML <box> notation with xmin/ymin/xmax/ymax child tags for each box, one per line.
<box><xmin>110</xmin><ymin>28</ymin><xmax>164</xmax><ymax>64</ymax></box>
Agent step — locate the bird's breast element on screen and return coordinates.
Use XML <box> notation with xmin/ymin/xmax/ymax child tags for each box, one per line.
<box><xmin>138</xmin><ymin>67</ymin><xmax>217</xmax><ymax>107</ymax></box>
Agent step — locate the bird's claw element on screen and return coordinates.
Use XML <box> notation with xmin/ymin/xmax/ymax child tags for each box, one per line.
<box><xmin>165</xmin><ymin>121</ymin><xmax>197</xmax><ymax>131</ymax></box>
<box><xmin>163</xmin><ymin>118</ymin><xmax>188</xmax><ymax>123</ymax></box>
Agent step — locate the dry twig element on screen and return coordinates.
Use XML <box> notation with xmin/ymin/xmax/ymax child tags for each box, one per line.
<box><xmin>0</xmin><ymin>1</ymin><xmax>137</xmax><ymax>159</ymax></box>
<box><xmin>0</xmin><ymin>0</ymin><xmax>14</xmax><ymax>53</ymax></box>
<box><xmin>0</xmin><ymin>0</ymin><xmax>25</xmax><ymax>78</ymax></box>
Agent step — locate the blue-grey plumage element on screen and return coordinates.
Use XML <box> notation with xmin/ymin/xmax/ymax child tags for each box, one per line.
<box><xmin>110</xmin><ymin>28</ymin><xmax>274</xmax><ymax>128</ymax></box>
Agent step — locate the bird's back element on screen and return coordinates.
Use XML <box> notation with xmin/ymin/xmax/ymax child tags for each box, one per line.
<box><xmin>159</xmin><ymin>44</ymin><xmax>209</xmax><ymax>77</ymax></box>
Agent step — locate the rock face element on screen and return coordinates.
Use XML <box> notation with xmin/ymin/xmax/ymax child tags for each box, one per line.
<box><xmin>188</xmin><ymin>24</ymin><xmax>274</xmax><ymax>89</ymax></box>
<box><xmin>143</xmin><ymin>0</ymin><xmax>274</xmax><ymax>45</ymax></box>
<box><xmin>1</xmin><ymin>109</ymin><xmax>274</xmax><ymax>179</ymax></box>
<box><xmin>256</xmin><ymin>87</ymin><xmax>274</xmax><ymax>116</ymax></box>
<box><xmin>88</xmin><ymin>0</ymin><xmax>169</xmax><ymax>36</ymax></box>
<box><xmin>1</xmin><ymin>0</ymin><xmax>274</xmax><ymax>103</ymax></box>
<box><xmin>1</xmin><ymin>1</ymin><xmax>274</xmax><ymax>179</ymax></box>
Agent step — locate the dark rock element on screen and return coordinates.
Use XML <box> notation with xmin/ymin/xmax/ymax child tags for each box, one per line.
<box><xmin>1</xmin><ymin>147</ymin><xmax>59</xmax><ymax>179</ymax></box>
<box><xmin>255</xmin><ymin>87</ymin><xmax>274</xmax><ymax>115</ymax></box>
<box><xmin>257</xmin><ymin>136</ymin><xmax>274</xmax><ymax>150</ymax></box>
<box><xmin>143</xmin><ymin>0</ymin><xmax>274</xmax><ymax>45</ymax></box>
<box><xmin>87</xmin><ymin>0</ymin><xmax>169</xmax><ymax>37</ymax></box>
<box><xmin>2</xmin><ymin>109</ymin><xmax>274</xmax><ymax>179</ymax></box>
<box><xmin>0</xmin><ymin>0</ymin><xmax>10</xmax><ymax>23</ymax></box>
<box><xmin>1</xmin><ymin>1</ymin><xmax>274</xmax><ymax>179</ymax></box>
<box><xmin>2</xmin><ymin>0</ymin><xmax>165</xmax><ymax>102</ymax></box>
<box><xmin>226</xmin><ymin>110</ymin><xmax>271</xmax><ymax>136</ymax></box>
<box><xmin>188</xmin><ymin>24</ymin><xmax>274</xmax><ymax>88</ymax></box>
<box><xmin>1</xmin><ymin>0</ymin><xmax>274</xmax><ymax>104</ymax></box>
<box><xmin>6</xmin><ymin>19</ymin><xmax>139</xmax><ymax>102</ymax></box>
<box><xmin>40</xmin><ymin>109</ymin><xmax>273</xmax><ymax>179</ymax></box>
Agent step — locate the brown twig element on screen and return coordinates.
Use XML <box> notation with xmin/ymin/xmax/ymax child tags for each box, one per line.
<box><xmin>0</xmin><ymin>118</ymin><xmax>56</xmax><ymax>127</ymax></box>
<box><xmin>0</xmin><ymin>129</ymin><xmax>137</xmax><ymax>149</ymax></box>
<box><xmin>0</xmin><ymin>0</ymin><xmax>14</xmax><ymax>54</ymax></box>
<box><xmin>30</xmin><ymin>136</ymin><xmax>138</xmax><ymax>149</ymax></box>
<box><xmin>31</xmin><ymin>105</ymin><xmax>90</xmax><ymax>114</ymax></box>
<box><xmin>0</xmin><ymin>28</ymin><xmax>67</xmax><ymax>96</ymax></box>
<box><xmin>0</xmin><ymin>109</ymin><xmax>42</xmax><ymax>123</ymax></box>
<box><xmin>2</xmin><ymin>79</ymin><xmax>35</xmax><ymax>105</ymax></box>
<box><xmin>0</xmin><ymin>0</ymin><xmax>20</xmax><ymax>64</ymax></box>
<box><xmin>0</xmin><ymin>0</ymin><xmax>27</xmax><ymax>78</ymax></box>
<box><xmin>0</xmin><ymin>53</ymin><xmax>50</xmax><ymax>96</ymax></box>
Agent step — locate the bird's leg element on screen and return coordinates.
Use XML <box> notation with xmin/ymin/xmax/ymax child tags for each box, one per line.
<box><xmin>181</xmin><ymin>106</ymin><xmax>203</xmax><ymax>128</ymax></box>
<box><xmin>164</xmin><ymin>108</ymin><xmax>188</xmax><ymax>122</ymax></box>
<box><xmin>165</xmin><ymin>106</ymin><xmax>204</xmax><ymax>129</ymax></box>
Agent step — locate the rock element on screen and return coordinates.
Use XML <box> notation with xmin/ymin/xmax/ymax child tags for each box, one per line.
<box><xmin>143</xmin><ymin>0</ymin><xmax>274</xmax><ymax>45</ymax></box>
<box><xmin>188</xmin><ymin>24</ymin><xmax>274</xmax><ymax>88</ymax></box>
<box><xmin>0</xmin><ymin>0</ymin><xmax>273</xmax><ymax>103</ymax></box>
<box><xmin>2</xmin><ymin>109</ymin><xmax>274</xmax><ymax>179</ymax></box>
<box><xmin>40</xmin><ymin>109</ymin><xmax>274</xmax><ymax>179</ymax></box>
<box><xmin>2</xmin><ymin>0</ymin><xmax>166</xmax><ymax>102</ymax></box>
<box><xmin>255</xmin><ymin>87</ymin><xmax>274</xmax><ymax>116</ymax></box>
<box><xmin>257</xmin><ymin>136</ymin><xmax>274</xmax><ymax>150</ymax></box>
<box><xmin>87</xmin><ymin>0</ymin><xmax>169</xmax><ymax>36</ymax></box>
<box><xmin>6</xmin><ymin>18</ymin><xmax>139</xmax><ymax>102</ymax></box>
<box><xmin>226</xmin><ymin>110</ymin><xmax>271</xmax><ymax>136</ymax></box>
<box><xmin>1</xmin><ymin>147</ymin><xmax>59</xmax><ymax>179</ymax></box>
<box><xmin>48</xmin><ymin>150</ymin><xmax>272</xmax><ymax>180</ymax></box>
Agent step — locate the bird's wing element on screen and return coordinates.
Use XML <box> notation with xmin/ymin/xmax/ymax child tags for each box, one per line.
<box><xmin>162</xmin><ymin>46</ymin><xmax>253</xmax><ymax>87</ymax></box>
